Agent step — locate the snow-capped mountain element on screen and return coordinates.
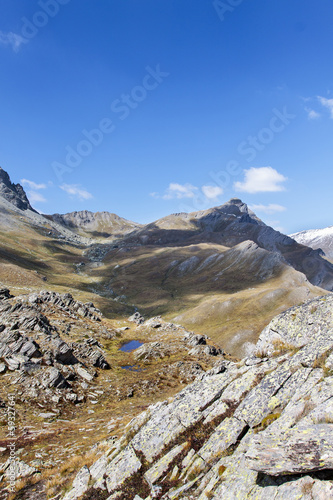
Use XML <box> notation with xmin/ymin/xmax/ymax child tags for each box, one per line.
<box><xmin>290</xmin><ymin>226</ymin><xmax>333</xmax><ymax>260</ymax></box>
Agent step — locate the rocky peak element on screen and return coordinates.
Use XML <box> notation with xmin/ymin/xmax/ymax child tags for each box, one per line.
<box><xmin>0</xmin><ymin>166</ymin><xmax>34</xmax><ymax>211</ymax></box>
<box><xmin>217</xmin><ymin>198</ymin><xmax>263</xmax><ymax>224</ymax></box>
<box><xmin>219</xmin><ymin>198</ymin><xmax>249</xmax><ymax>214</ymax></box>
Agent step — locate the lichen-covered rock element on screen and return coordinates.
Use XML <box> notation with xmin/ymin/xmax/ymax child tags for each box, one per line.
<box><xmin>60</xmin><ymin>293</ymin><xmax>333</xmax><ymax>500</ymax></box>
<box><xmin>144</xmin><ymin>442</ymin><xmax>188</xmax><ymax>486</ymax></box>
<box><xmin>105</xmin><ymin>445</ymin><xmax>142</xmax><ymax>492</ymax></box>
<box><xmin>131</xmin><ymin>367</ymin><xmax>241</xmax><ymax>462</ymax></box>
<box><xmin>246</xmin><ymin>424</ymin><xmax>333</xmax><ymax>475</ymax></box>
<box><xmin>2</xmin><ymin>459</ymin><xmax>37</xmax><ymax>480</ymax></box>
<box><xmin>256</xmin><ymin>294</ymin><xmax>333</xmax><ymax>354</ymax></box>
<box><xmin>63</xmin><ymin>465</ymin><xmax>90</xmax><ymax>500</ymax></box>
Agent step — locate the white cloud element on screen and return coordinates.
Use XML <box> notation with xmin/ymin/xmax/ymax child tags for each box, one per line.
<box><xmin>21</xmin><ymin>178</ymin><xmax>47</xmax><ymax>204</ymax></box>
<box><xmin>201</xmin><ymin>185</ymin><xmax>223</xmax><ymax>200</ymax></box>
<box><xmin>305</xmin><ymin>107</ymin><xmax>320</xmax><ymax>120</ymax></box>
<box><xmin>234</xmin><ymin>167</ymin><xmax>287</xmax><ymax>194</ymax></box>
<box><xmin>250</xmin><ymin>204</ymin><xmax>286</xmax><ymax>215</ymax></box>
<box><xmin>21</xmin><ymin>179</ymin><xmax>47</xmax><ymax>190</ymax></box>
<box><xmin>317</xmin><ymin>96</ymin><xmax>333</xmax><ymax>118</ymax></box>
<box><xmin>60</xmin><ymin>184</ymin><xmax>93</xmax><ymax>201</ymax></box>
<box><xmin>151</xmin><ymin>183</ymin><xmax>198</xmax><ymax>200</ymax></box>
<box><xmin>29</xmin><ymin>192</ymin><xmax>47</xmax><ymax>204</ymax></box>
<box><xmin>0</xmin><ymin>31</ymin><xmax>27</xmax><ymax>52</ymax></box>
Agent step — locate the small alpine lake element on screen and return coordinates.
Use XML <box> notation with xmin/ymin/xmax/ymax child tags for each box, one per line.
<box><xmin>119</xmin><ymin>340</ymin><xmax>143</xmax><ymax>352</ymax></box>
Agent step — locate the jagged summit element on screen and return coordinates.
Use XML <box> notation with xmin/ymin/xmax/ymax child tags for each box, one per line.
<box><xmin>0</xmin><ymin>166</ymin><xmax>34</xmax><ymax>212</ymax></box>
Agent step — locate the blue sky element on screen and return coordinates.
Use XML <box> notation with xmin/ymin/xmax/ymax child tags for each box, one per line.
<box><xmin>0</xmin><ymin>0</ymin><xmax>333</xmax><ymax>234</ymax></box>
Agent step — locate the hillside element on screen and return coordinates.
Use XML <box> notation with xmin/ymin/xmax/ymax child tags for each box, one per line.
<box><xmin>48</xmin><ymin>211</ymin><xmax>142</xmax><ymax>241</ymax></box>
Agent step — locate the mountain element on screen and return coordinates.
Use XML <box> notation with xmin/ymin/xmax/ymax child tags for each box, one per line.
<box><xmin>122</xmin><ymin>198</ymin><xmax>333</xmax><ymax>292</ymax></box>
<box><xmin>290</xmin><ymin>226</ymin><xmax>333</xmax><ymax>261</ymax></box>
<box><xmin>48</xmin><ymin>210</ymin><xmax>142</xmax><ymax>240</ymax></box>
<box><xmin>0</xmin><ymin>166</ymin><xmax>34</xmax><ymax>211</ymax></box>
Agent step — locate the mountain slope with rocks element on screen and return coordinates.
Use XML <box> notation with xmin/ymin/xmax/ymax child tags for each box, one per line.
<box><xmin>0</xmin><ymin>286</ymin><xmax>226</xmax><ymax>498</ymax></box>
<box><xmin>49</xmin><ymin>210</ymin><xmax>142</xmax><ymax>241</ymax></box>
<box><xmin>56</xmin><ymin>294</ymin><xmax>333</xmax><ymax>500</ymax></box>
<box><xmin>123</xmin><ymin>198</ymin><xmax>333</xmax><ymax>292</ymax></box>
<box><xmin>291</xmin><ymin>226</ymin><xmax>333</xmax><ymax>261</ymax></box>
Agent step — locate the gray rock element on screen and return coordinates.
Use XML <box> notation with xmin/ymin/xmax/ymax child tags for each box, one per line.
<box><xmin>0</xmin><ymin>167</ymin><xmax>34</xmax><ymax>211</ymax></box>
<box><xmin>198</xmin><ymin>417</ymin><xmax>246</xmax><ymax>463</ymax></box>
<box><xmin>0</xmin><ymin>288</ymin><xmax>13</xmax><ymax>300</ymax></box>
<box><xmin>75</xmin><ymin>365</ymin><xmax>94</xmax><ymax>382</ymax></box>
<box><xmin>38</xmin><ymin>412</ymin><xmax>57</xmax><ymax>419</ymax></box>
<box><xmin>63</xmin><ymin>465</ymin><xmax>91</xmax><ymax>500</ymax></box>
<box><xmin>105</xmin><ymin>445</ymin><xmax>142</xmax><ymax>492</ymax></box>
<box><xmin>3</xmin><ymin>459</ymin><xmax>37</xmax><ymax>479</ymax></box>
<box><xmin>145</xmin><ymin>317</ymin><xmax>163</xmax><ymax>328</ymax></box>
<box><xmin>246</xmin><ymin>424</ymin><xmax>333</xmax><ymax>475</ymax></box>
<box><xmin>256</xmin><ymin>295</ymin><xmax>333</xmax><ymax>354</ymax></box>
<box><xmin>144</xmin><ymin>442</ymin><xmax>188</xmax><ymax>486</ymax></box>
<box><xmin>41</xmin><ymin>367</ymin><xmax>69</xmax><ymax>389</ymax></box>
<box><xmin>128</xmin><ymin>311</ymin><xmax>145</xmax><ymax>324</ymax></box>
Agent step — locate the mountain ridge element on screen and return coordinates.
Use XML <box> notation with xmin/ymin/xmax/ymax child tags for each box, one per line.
<box><xmin>290</xmin><ymin>225</ymin><xmax>333</xmax><ymax>261</ymax></box>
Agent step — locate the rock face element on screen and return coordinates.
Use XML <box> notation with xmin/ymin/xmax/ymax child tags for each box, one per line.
<box><xmin>63</xmin><ymin>294</ymin><xmax>333</xmax><ymax>499</ymax></box>
<box><xmin>0</xmin><ymin>167</ymin><xmax>34</xmax><ymax>211</ymax></box>
<box><xmin>256</xmin><ymin>294</ymin><xmax>333</xmax><ymax>354</ymax></box>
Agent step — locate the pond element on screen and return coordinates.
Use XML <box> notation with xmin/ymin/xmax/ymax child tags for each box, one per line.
<box><xmin>119</xmin><ymin>340</ymin><xmax>143</xmax><ymax>352</ymax></box>
<box><xmin>121</xmin><ymin>365</ymin><xmax>145</xmax><ymax>372</ymax></box>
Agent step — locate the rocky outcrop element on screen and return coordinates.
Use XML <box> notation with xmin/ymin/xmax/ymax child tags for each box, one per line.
<box><xmin>256</xmin><ymin>294</ymin><xmax>333</xmax><ymax>354</ymax></box>
<box><xmin>0</xmin><ymin>167</ymin><xmax>34</xmax><ymax>211</ymax></box>
<box><xmin>61</xmin><ymin>294</ymin><xmax>333</xmax><ymax>499</ymax></box>
<box><xmin>129</xmin><ymin>312</ymin><xmax>145</xmax><ymax>325</ymax></box>
<box><xmin>0</xmin><ymin>289</ymin><xmax>110</xmax><ymax>405</ymax></box>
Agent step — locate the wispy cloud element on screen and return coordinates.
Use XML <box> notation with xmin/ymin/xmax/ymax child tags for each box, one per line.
<box><xmin>60</xmin><ymin>184</ymin><xmax>93</xmax><ymax>201</ymax></box>
<box><xmin>317</xmin><ymin>96</ymin><xmax>333</xmax><ymax>118</ymax></box>
<box><xmin>21</xmin><ymin>179</ymin><xmax>47</xmax><ymax>190</ymax></box>
<box><xmin>151</xmin><ymin>182</ymin><xmax>224</xmax><ymax>202</ymax></box>
<box><xmin>234</xmin><ymin>167</ymin><xmax>287</xmax><ymax>194</ymax></box>
<box><xmin>305</xmin><ymin>107</ymin><xmax>320</xmax><ymax>120</ymax></box>
<box><xmin>250</xmin><ymin>203</ymin><xmax>286</xmax><ymax>214</ymax></box>
<box><xmin>151</xmin><ymin>183</ymin><xmax>198</xmax><ymax>200</ymax></box>
<box><xmin>29</xmin><ymin>192</ymin><xmax>47</xmax><ymax>204</ymax></box>
<box><xmin>21</xmin><ymin>178</ymin><xmax>47</xmax><ymax>204</ymax></box>
<box><xmin>201</xmin><ymin>185</ymin><xmax>223</xmax><ymax>200</ymax></box>
<box><xmin>0</xmin><ymin>31</ymin><xmax>27</xmax><ymax>52</ymax></box>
